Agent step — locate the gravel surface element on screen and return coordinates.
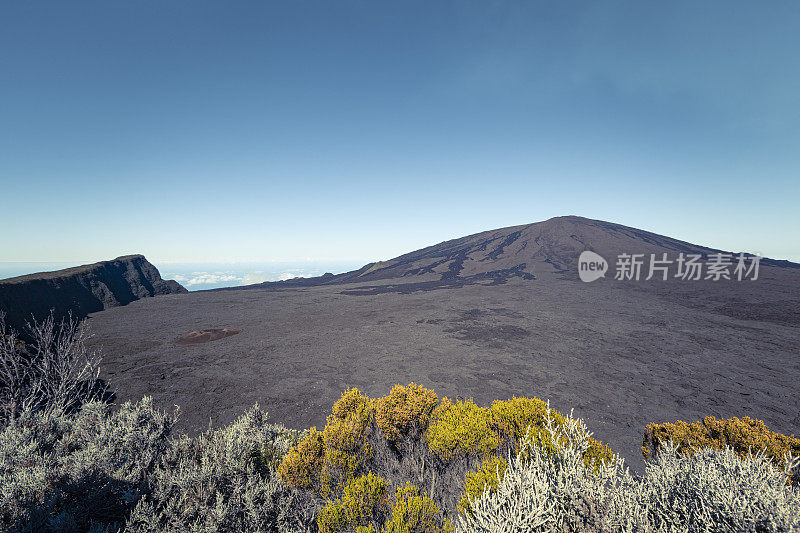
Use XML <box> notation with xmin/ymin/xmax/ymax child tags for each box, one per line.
<box><xmin>86</xmin><ymin>265</ymin><xmax>800</xmax><ymax>473</ymax></box>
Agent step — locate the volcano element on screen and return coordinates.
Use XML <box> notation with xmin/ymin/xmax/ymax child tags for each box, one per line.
<box><xmin>231</xmin><ymin>215</ymin><xmax>794</xmax><ymax>287</ymax></box>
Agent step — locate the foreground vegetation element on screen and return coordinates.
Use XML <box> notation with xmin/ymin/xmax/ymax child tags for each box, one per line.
<box><xmin>1</xmin><ymin>316</ymin><xmax>799</xmax><ymax>531</ymax></box>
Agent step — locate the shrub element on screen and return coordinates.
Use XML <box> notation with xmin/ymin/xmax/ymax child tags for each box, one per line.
<box><xmin>457</xmin><ymin>409</ymin><xmax>800</xmax><ymax>533</ymax></box>
<box><xmin>280</xmin><ymin>387</ymin><xmax>617</xmax><ymax>528</ymax></box>
<box><xmin>489</xmin><ymin>397</ymin><xmax>613</xmax><ymax>470</ymax></box>
<box><xmin>0</xmin><ymin>312</ymin><xmax>102</xmax><ymax>425</ymax></box>
<box><xmin>1</xmin><ymin>398</ymin><xmax>314</xmax><ymax>532</ymax></box>
<box><xmin>457</xmin><ymin>455</ymin><xmax>508</xmax><ymax>517</ymax></box>
<box><xmin>441</xmin><ymin>398</ymin><xmax>614</xmax><ymax>519</ymax></box>
<box><xmin>322</xmin><ymin>392</ymin><xmax>375</xmax><ymax>494</ymax></box>
<box><xmin>375</xmin><ymin>383</ymin><xmax>440</xmax><ymax>443</ymax></box>
<box><xmin>639</xmin><ymin>441</ymin><xmax>800</xmax><ymax>532</ymax></box>
<box><xmin>643</xmin><ymin>416</ymin><xmax>800</xmax><ymax>483</ymax></box>
<box><xmin>321</xmin><ymin>388</ymin><xmax>376</xmax><ymax>495</ymax></box>
<box><xmin>317</xmin><ymin>472</ymin><xmax>390</xmax><ymax>533</ymax></box>
<box><xmin>488</xmin><ymin>396</ymin><xmax>555</xmax><ymax>440</ymax></box>
<box><xmin>456</xmin><ymin>407</ymin><xmax>634</xmax><ymax>533</ymax></box>
<box><xmin>127</xmin><ymin>404</ymin><xmax>313</xmax><ymax>532</ymax></box>
<box><xmin>0</xmin><ymin>397</ymin><xmax>176</xmax><ymax>532</ymax></box>
<box><xmin>384</xmin><ymin>482</ymin><xmax>450</xmax><ymax>533</ymax></box>
<box><xmin>330</xmin><ymin>387</ymin><xmax>375</xmax><ymax>423</ymax></box>
<box><xmin>280</xmin><ymin>388</ymin><xmax>376</xmax><ymax>497</ymax></box>
<box><xmin>278</xmin><ymin>426</ymin><xmax>325</xmax><ymax>490</ymax></box>
<box><xmin>426</xmin><ymin>399</ymin><xmax>499</xmax><ymax>462</ymax></box>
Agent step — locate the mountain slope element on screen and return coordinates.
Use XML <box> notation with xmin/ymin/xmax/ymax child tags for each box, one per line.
<box><xmin>0</xmin><ymin>255</ymin><xmax>187</xmax><ymax>336</ymax></box>
<box><xmin>234</xmin><ymin>216</ymin><xmax>795</xmax><ymax>289</ymax></box>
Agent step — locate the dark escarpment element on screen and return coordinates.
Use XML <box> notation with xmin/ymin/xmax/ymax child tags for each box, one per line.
<box><xmin>0</xmin><ymin>255</ymin><xmax>187</xmax><ymax>336</ymax></box>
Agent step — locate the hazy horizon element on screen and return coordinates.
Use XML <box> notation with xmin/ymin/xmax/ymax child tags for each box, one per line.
<box><xmin>0</xmin><ymin>260</ymin><xmax>368</xmax><ymax>289</ymax></box>
<box><xmin>1</xmin><ymin>212</ymin><xmax>799</xmax><ymax>269</ymax></box>
<box><xmin>2</xmin><ymin>2</ymin><xmax>798</xmax><ymax>264</ymax></box>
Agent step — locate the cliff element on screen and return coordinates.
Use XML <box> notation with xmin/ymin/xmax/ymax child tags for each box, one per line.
<box><xmin>0</xmin><ymin>255</ymin><xmax>187</xmax><ymax>336</ymax></box>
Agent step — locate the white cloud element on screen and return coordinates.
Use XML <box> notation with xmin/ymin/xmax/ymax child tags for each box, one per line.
<box><xmin>240</xmin><ymin>270</ymin><xmax>273</xmax><ymax>285</ymax></box>
<box><xmin>184</xmin><ymin>272</ymin><xmax>243</xmax><ymax>286</ymax></box>
<box><xmin>163</xmin><ymin>266</ymin><xmax>347</xmax><ymax>289</ymax></box>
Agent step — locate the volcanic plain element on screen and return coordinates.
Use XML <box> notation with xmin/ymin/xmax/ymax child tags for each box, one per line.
<box><xmin>84</xmin><ymin>216</ymin><xmax>800</xmax><ymax>472</ymax></box>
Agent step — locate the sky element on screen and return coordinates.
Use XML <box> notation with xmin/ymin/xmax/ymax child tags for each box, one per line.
<box><xmin>1</xmin><ymin>1</ymin><xmax>798</xmax><ymax>265</ymax></box>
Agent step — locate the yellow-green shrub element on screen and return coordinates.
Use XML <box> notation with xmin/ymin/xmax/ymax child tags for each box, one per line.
<box><xmin>280</xmin><ymin>388</ymin><xmax>376</xmax><ymax>495</ymax></box>
<box><xmin>277</xmin><ymin>426</ymin><xmax>324</xmax><ymax>489</ymax></box>
<box><xmin>489</xmin><ymin>397</ymin><xmax>613</xmax><ymax>470</ymax></box>
<box><xmin>384</xmin><ymin>482</ymin><xmax>451</xmax><ymax>533</ymax></box>
<box><xmin>331</xmin><ymin>387</ymin><xmax>375</xmax><ymax>423</ymax></box>
<box><xmin>426</xmin><ymin>398</ymin><xmax>500</xmax><ymax>462</ymax></box>
<box><xmin>457</xmin><ymin>455</ymin><xmax>508</xmax><ymax>516</ymax></box>
<box><xmin>489</xmin><ymin>396</ymin><xmax>556</xmax><ymax>439</ymax></box>
<box><xmin>322</xmin><ymin>420</ymin><xmax>371</xmax><ymax>490</ymax></box>
<box><xmin>643</xmin><ymin>416</ymin><xmax>800</xmax><ymax>472</ymax></box>
<box><xmin>317</xmin><ymin>503</ymin><xmax>347</xmax><ymax>533</ymax></box>
<box><xmin>317</xmin><ymin>472</ymin><xmax>390</xmax><ymax>533</ymax></box>
<box><xmin>375</xmin><ymin>383</ymin><xmax>440</xmax><ymax>442</ymax></box>
<box><xmin>281</xmin><ymin>386</ymin><xmax>618</xmax><ymax>527</ymax></box>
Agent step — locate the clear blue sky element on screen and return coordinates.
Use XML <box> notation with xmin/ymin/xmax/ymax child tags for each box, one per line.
<box><xmin>1</xmin><ymin>1</ymin><xmax>798</xmax><ymax>264</ymax></box>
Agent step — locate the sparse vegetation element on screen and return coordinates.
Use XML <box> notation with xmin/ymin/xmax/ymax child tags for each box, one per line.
<box><xmin>1</xmin><ymin>313</ymin><xmax>798</xmax><ymax>531</ymax></box>
<box><xmin>0</xmin><ymin>312</ymin><xmax>103</xmax><ymax>425</ymax></box>
<box><xmin>459</xmin><ymin>411</ymin><xmax>800</xmax><ymax>532</ymax></box>
<box><xmin>643</xmin><ymin>415</ymin><xmax>800</xmax><ymax>484</ymax></box>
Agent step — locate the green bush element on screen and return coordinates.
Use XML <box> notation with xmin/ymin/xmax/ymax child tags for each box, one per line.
<box><xmin>280</xmin><ymin>387</ymin><xmax>376</xmax><ymax>497</ymax></box>
<box><xmin>489</xmin><ymin>397</ymin><xmax>613</xmax><ymax>470</ymax></box>
<box><xmin>375</xmin><ymin>383</ymin><xmax>440</xmax><ymax>443</ymax></box>
<box><xmin>278</xmin><ymin>426</ymin><xmax>325</xmax><ymax>490</ymax></box>
<box><xmin>385</xmin><ymin>483</ymin><xmax>450</xmax><ymax>533</ymax></box>
<box><xmin>457</xmin><ymin>455</ymin><xmax>508</xmax><ymax>517</ymax></box>
<box><xmin>426</xmin><ymin>398</ymin><xmax>499</xmax><ymax>462</ymax></box>
<box><xmin>317</xmin><ymin>472</ymin><xmax>390</xmax><ymax>533</ymax></box>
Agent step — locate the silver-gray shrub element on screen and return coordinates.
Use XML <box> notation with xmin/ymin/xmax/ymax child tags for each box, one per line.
<box><xmin>0</xmin><ymin>397</ymin><xmax>176</xmax><ymax>532</ymax></box>
<box><xmin>0</xmin><ymin>312</ymin><xmax>102</xmax><ymax>425</ymax></box>
<box><xmin>458</xmin><ymin>407</ymin><xmax>800</xmax><ymax>533</ymax></box>
<box><xmin>125</xmin><ymin>404</ymin><xmax>317</xmax><ymax>533</ymax></box>
<box><xmin>0</xmin><ymin>397</ymin><xmax>314</xmax><ymax>532</ymax></box>
<box><xmin>641</xmin><ymin>443</ymin><xmax>800</xmax><ymax>532</ymax></box>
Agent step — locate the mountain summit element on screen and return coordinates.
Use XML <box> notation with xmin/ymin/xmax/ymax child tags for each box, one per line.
<box><xmin>238</xmin><ymin>216</ymin><xmax>793</xmax><ymax>290</ymax></box>
<box><xmin>344</xmin><ymin>215</ymin><xmax>730</xmax><ymax>282</ymax></box>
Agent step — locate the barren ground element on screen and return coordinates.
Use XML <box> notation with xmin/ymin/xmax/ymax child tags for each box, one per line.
<box><xmin>86</xmin><ymin>269</ymin><xmax>800</xmax><ymax>473</ymax></box>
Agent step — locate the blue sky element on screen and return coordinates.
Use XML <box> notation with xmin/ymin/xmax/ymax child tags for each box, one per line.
<box><xmin>1</xmin><ymin>1</ymin><xmax>798</xmax><ymax>264</ymax></box>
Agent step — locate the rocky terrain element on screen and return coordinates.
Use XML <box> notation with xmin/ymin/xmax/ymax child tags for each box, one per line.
<box><xmin>76</xmin><ymin>217</ymin><xmax>800</xmax><ymax>472</ymax></box>
<box><xmin>0</xmin><ymin>255</ymin><xmax>186</xmax><ymax>337</ymax></box>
